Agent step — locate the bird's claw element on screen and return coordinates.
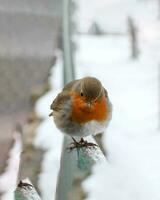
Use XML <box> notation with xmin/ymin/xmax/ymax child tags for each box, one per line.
<box><xmin>67</xmin><ymin>138</ymin><xmax>98</xmax><ymax>152</ymax></box>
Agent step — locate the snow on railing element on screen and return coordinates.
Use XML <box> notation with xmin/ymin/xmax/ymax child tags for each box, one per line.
<box><xmin>15</xmin><ymin>179</ymin><xmax>41</xmax><ymax>200</ymax></box>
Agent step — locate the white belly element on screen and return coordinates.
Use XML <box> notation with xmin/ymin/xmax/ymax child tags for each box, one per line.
<box><xmin>54</xmin><ymin>98</ymin><xmax>112</xmax><ymax>138</ymax></box>
<box><xmin>76</xmin><ymin>118</ymin><xmax>111</xmax><ymax>137</ymax></box>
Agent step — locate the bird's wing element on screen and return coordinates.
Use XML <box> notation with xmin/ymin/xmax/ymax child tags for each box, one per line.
<box><xmin>50</xmin><ymin>91</ymin><xmax>70</xmax><ymax>112</ymax></box>
<box><xmin>50</xmin><ymin>80</ymin><xmax>79</xmax><ymax>113</ymax></box>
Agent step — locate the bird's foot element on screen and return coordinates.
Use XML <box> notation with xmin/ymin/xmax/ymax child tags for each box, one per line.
<box><xmin>67</xmin><ymin>137</ymin><xmax>98</xmax><ymax>151</ymax></box>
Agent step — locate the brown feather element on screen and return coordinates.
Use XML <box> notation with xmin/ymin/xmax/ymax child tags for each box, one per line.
<box><xmin>50</xmin><ymin>80</ymin><xmax>78</xmax><ymax>112</ymax></box>
<box><xmin>81</xmin><ymin>77</ymin><xmax>103</xmax><ymax>101</ymax></box>
<box><xmin>50</xmin><ymin>91</ymin><xmax>70</xmax><ymax>111</ymax></box>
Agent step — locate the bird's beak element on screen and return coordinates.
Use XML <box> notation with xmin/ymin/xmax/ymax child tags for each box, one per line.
<box><xmin>87</xmin><ymin>102</ymin><xmax>92</xmax><ymax>108</ymax></box>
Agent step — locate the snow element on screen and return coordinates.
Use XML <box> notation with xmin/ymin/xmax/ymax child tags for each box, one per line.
<box><xmin>0</xmin><ymin>131</ymin><xmax>22</xmax><ymax>200</ymax></box>
<box><xmin>34</xmin><ymin>51</ymin><xmax>63</xmax><ymax>200</ymax></box>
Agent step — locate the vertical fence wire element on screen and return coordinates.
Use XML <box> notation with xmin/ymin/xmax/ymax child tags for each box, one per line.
<box><xmin>62</xmin><ymin>0</ymin><xmax>75</xmax><ymax>84</ymax></box>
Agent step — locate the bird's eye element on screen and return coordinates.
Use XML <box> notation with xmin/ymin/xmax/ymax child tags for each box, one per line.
<box><xmin>80</xmin><ymin>92</ymin><xmax>83</xmax><ymax>96</ymax></box>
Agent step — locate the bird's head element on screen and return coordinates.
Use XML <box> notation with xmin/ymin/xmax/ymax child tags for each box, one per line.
<box><xmin>73</xmin><ymin>77</ymin><xmax>104</xmax><ymax>108</ymax></box>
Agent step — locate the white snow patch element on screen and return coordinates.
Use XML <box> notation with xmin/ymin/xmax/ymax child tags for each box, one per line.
<box><xmin>0</xmin><ymin>132</ymin><xmax>22</xmax><ymax>200</ymax></box>
<box><xmin>34</xmin><ymin>52</ymin><xmax>63</xmax><ymax>200</ymax></box>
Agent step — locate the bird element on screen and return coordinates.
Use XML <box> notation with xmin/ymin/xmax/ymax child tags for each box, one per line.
<box><xmin>49</xmin><ymin>76</ymin><xmax>112</xmax><ymax>150</ymax></box>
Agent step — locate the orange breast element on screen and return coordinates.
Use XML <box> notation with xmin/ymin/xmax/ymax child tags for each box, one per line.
<box><xmin>71</xmin><ymin>92</ymin><xmax>108</xmax><ymax>124</ymax></box>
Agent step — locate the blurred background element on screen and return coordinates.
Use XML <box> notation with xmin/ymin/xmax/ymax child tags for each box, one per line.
<box><xmin>0</xmin><ymin>0</ymin><xmax>160</xmax><ymax>199</ymax></box>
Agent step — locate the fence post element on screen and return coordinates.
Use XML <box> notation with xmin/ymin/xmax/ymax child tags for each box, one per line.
<box><xmin>55</xmin><ymin>0</ymin><xmax>107</xmax><ymax>199</ymax></box>
<box><xmin>14</xmin><ymin>179</ymin><xmax>41</xmax><ymax>200</ymax></box>
<box><xmin>62</xmin><ymin>0</ymin><xmax>75</xmax><ymax>84</ymax></box>
<box><xmin>128</xmin><ymin>16</ymin><xmax>139</xmax><ymax>59</ymax></box>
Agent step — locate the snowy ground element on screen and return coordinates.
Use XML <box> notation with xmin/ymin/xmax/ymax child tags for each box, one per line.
<box><xmin>34</xmin><ymin>52</ymin><xmax>64</xmax><ymax>200</ymax></box>
<box><xmin>0</xmin><ymin>132</ymin><xmax>22</xmax><ymax>200</ymax></box>
<box><xmin>33</xmin><ymin>0</ymin><xmax>160</xmax><ymax>200</ymax></box>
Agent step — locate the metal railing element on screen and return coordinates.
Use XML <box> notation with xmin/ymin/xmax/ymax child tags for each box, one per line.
<box><xmin>15</xmin><ymin>179</ymin><xmax>41</xmax><ymax>200</ymax></box>
<box><xmin>55</xmin><ymin>0</ymin><xmax>106</xmax><ymax>200</ymax></box>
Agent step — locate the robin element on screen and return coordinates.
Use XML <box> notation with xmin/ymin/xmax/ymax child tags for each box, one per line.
<box><xmin>49</xmin><ymin>77</ymin><xmax>112</xmax><ymax>150</ymax></box>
